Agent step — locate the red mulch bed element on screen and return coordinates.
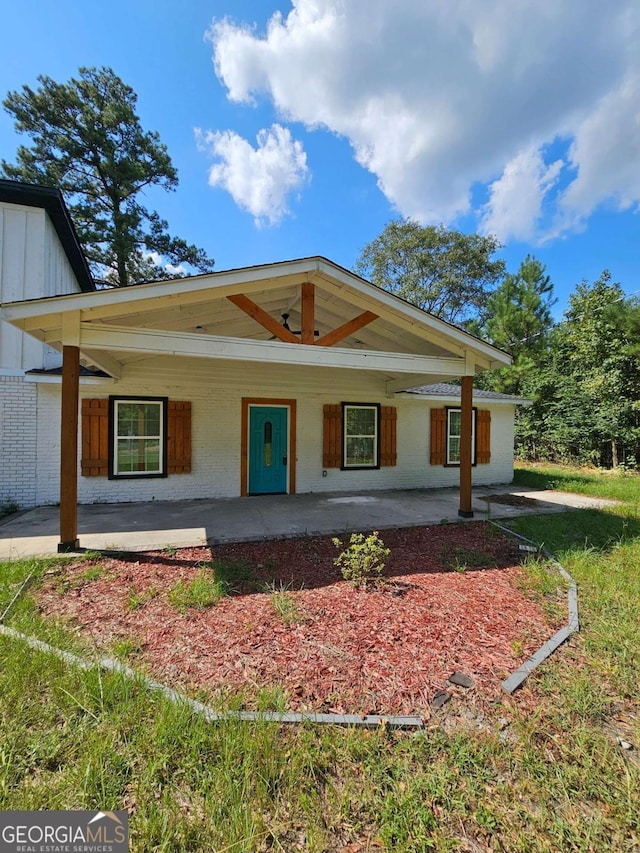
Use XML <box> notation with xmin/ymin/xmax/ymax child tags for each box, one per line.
<box><xmin>36</xmin><ymin>523</ymin><xmax>562</xmax><ymax>717</ymax></box>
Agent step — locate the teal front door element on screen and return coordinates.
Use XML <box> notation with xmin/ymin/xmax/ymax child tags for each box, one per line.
<box><xmin>248</xmin><ymin>406</ymin><xmax>288</xmax><ymax>494</ymax></box>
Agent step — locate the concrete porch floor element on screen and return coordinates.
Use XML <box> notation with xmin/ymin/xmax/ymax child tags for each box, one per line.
<box><xmin>0</xmin><ymin>485</ymin><xmax>620</xmax><ymax>560</ymax></box>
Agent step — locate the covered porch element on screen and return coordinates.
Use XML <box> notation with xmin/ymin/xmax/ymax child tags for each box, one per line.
<box><xmin>1</xmin><ymin>258</ymin><xmax>512</xmax><ymax>552</ymax></box>
<box><xmin>0</xmin><ymin>485</ymin><xmax>617</xmax><ymax>559</ymax></box>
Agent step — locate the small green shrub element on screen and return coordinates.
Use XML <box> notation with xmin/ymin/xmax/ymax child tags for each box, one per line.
<box><xmin>167</xmin><ymin>571</ymin><xmax>228</xmax><ymax>612</ymax></box>
<box><xmin>0</xmin><ymin>499</ymin><xmax>18</xmax><ymax>520</ymax></box>
<box><xmin>332</xmin><ymin>531</ymin><xmax>390</xmax><ymax>587</ymax></box>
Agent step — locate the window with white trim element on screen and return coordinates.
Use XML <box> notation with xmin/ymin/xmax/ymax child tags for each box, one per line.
<box><xmin>342</xmin><ymin>403</ymin><xmax>379</xmax><ymax>468</ymax></box>
<box><xmin>447</xmin><ymin>408</ymin><xmax>476</xmax><ymax>465</ymax></box>
<box><xmin>110</xmin><ymin>397</ymin><xmax>167</xmax><ymax>478</ymax></box>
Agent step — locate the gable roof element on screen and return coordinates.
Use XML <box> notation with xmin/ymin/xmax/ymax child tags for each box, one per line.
<box><xmin>0</xmin><ymin>180</ymin><xmax>511</xmax><ymax>385</ymax></box>
<box><xmin>0</xmin><ymin>179</ymin><xmax>95</xmax><ymax>293</ymax></box>
<box><xmin>1</xmin><ymin>255</ymin><xmax>511</xmax><ymax>369</ymax></box>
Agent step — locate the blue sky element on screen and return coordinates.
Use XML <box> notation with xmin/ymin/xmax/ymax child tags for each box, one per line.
<box><xmin>1</xmin><ymin>0</ymin><xmax>639</xmax><ymax>317</ymax></box>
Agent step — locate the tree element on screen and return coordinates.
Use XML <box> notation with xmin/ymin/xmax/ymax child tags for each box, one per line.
<box><xmin>471</xmin><ymin>255</ymin><xmax>555</xmax><ymax>395</ymax></box>
<box><xmin>556</xmin><ymin>272</ymin><xmax>640</xmax><ymax>467</ymax></box>
<box><xmin>354</xmin><ymin>218</ymin><xmax>505</xmax><ymax>325</ymax></box>
<box><xmin>2</xmin><ymin>67</ymin><xmax>215</xmax><ymax>287</ymax></box>
<box><xmin>517</xmin><ymin>272</ymin><xmax>640</xmax><ymax>468</ymax></box>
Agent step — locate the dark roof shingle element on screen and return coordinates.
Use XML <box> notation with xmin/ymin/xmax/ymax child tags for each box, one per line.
<box><xmin>405</xmin><ymin>383</ymin><xmax>527</xmax><ymax>402</ymax></box>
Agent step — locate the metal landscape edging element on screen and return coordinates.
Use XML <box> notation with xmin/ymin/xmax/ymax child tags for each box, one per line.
<box><xmin>0</xmin><ymin>571</ymin><xmax>35</xmax><ymax>623</ymax></box>
<box><xmin>2</xmin><ymin>520</ymin><xmax>579</xmax><ymax>716</ymax></box>
<box><xmin>0</xmin><ymin>620</ymin><xmax>423</xmax><ymax>730</ymax></box>
<box><xmin>489</xmin><ymin>520</ymin><xmax>580</xmax><ymax>694</ymax></box>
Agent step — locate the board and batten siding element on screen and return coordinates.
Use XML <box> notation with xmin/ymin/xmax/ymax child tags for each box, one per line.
<box><xmin>0</xmin><ymin>203</ymin><xmax>82</xmax><ymax>372</ymax></box>
<box><xmin>31</xmin><ymin>360</ymin><xmax>515</xmax><ymax>506</ymax></box>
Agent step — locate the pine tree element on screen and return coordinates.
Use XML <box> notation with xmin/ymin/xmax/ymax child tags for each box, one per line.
<box><xmin>2</xmin><ymin>67</ymin><xmax>215</xmax><ymax>286</ymax></box>
<box><xmin>472</xmin><ymin>255</ymin><xmax>555</xmax><ymax>395</ymax></box>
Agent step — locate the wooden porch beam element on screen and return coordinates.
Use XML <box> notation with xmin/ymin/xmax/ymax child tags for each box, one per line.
<box><xmin>458</xmin><ymin>375</ymin><xmax>473</xmax><ymax>518</ymax></box>
<box><xmin>80</xmin><ymin>349</ymin><xmax>123</xmax><ymax>379</ymax></box>
<box><xmin>300</xmin><ymin>282</ymin><xmax>315</xmax><ymax>345</ymax></box>
<box><xmin>59</xmin><ymin>345</ymin><xmax>80</xmax><ymax>552</ymax></box>
<box><xmin>316</xmin><ymin>311</ymin><xmax>379</xmax><ymax>348</ymax></box>
<box><xmin>79</xmin><ymin>323</ymin><xmax>469</xmax><ymax>375</ymax></box>
<box><xmin>315</xmin><ymin>276</ymin><xmax>478</xmax><ymax>360</ymax></box>
<box><xmin>226</xmin><ymin>294</ymin><xmax>300</xmax><ymax>344</ymax></box>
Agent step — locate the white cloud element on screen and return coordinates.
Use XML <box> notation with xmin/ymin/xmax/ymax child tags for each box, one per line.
<box><xmin>144</xmin><ymin>251</ymin><xmax>187</xmax><ymax>277</ymax></box>
<box><xmin>196</xmin><ymin>124</ymin><xmax>309</xmax><ymax>226</ymax></box>
<box><xmin>558</xmin><ymin>70</ymin><xmax>640</xmax><ymax>227</ymax></box>
<box><xmin>208</xmin><ymin>0</ymin><xmax>640</xmax><ymax>239</ymax></box>
<box><xmin>480</xmin><ymin>146</ymin><xmax>563</xmax><ymax>242</ymax></box>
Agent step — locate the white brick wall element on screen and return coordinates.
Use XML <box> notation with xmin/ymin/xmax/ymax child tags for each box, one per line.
<box><xmin>31</xmin><ymin>364</ymin><xmax>516</xmax><ymax>506</ymax></box>
<box><xmin>0</xmin><ymin>376</ymin><xmax>38</xmax><ymax>507</ymax></box>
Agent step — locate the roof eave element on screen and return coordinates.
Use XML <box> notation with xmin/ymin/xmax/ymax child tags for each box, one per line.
<box><xmin>0</xmin><ymin>256</ymin><xmax>511</xmax><ymax>368</ymax></box>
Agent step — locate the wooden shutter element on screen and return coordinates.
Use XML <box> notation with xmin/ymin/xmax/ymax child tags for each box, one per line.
<box><xmin>476</xmin><ymin>409</ymin><xmax>491</xmax><ymax>464</ymax></box>
<box><xmin>430</xmin><ymin>408</ymin><xmax>447</xmax><ymax>466</ymax></box>
<box><xmin>81</xmin><ymin>399</ymin><xmax>109</xmax><ymax>476</ymax></box>
<box><xmin>380</xmin><ymin>406</ymin><xmax>397</xmax><ymax>466</ymax></box>
<box><xmin>168</xmin><ymin>401</ymin><xmax>192</xmax><ymax>474</ymax></box>
<box><xmin>323</xmin><ymin>404</ymin><xmax>342</xmax><ymax>468</ymax></box>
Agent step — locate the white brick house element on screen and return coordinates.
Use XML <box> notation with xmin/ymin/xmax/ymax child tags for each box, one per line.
<box><xmin>0</xmin><ymin>180</ymin><xmax>523</xmax><ymax>550</ymax></box>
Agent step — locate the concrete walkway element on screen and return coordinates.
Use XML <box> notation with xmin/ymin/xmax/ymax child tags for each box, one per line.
<box><xmin>0</xmin><ymin>485</ymin><xmax>620</xmax><ymax>559</ymax></box>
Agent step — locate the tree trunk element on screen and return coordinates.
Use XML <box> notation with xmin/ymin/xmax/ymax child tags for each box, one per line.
<box><xmin>611</xmin><ymin>438</ymin><xmax>618</xmax><ymax>469</ymax></box>
<box><xmin>112</xmin><ymin>200</ymin><xmax>129</xmax><ymax>287</ymax></box>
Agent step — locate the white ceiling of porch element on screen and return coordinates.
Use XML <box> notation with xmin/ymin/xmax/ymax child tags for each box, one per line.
<box><xmin>2</xmin><ymin>258</ymin><xmax>511</xmax><ymax>383</ymax></box>
<box><xmin>94</xmin><ymin>280</ymin><xmax>452</xmax><ymax>360</ymax></box>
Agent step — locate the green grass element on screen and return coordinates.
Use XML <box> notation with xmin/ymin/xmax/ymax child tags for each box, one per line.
<box><xmin>514</xmin><ymin>461</ymin><xmax>640</xmax><ymax>504</ymax></box>
<box><xmin>515</xmin><ymin>556</ymin><xmax>569</xmax><ymax>624</ymax></box>
<box><xmin>166</xmin><ymin>559</ymin><xmax>257</xmax><ymax>612</ymax></box>
<box><xmin>507</xmin><ymin>507</ymin><xmax>640</xmax><ymax>700</ymax></box>
<box><xmin>1</xmin><ymin>631</ymin><xmax>637</xmax><ymax>852</ymax></box>
<box><xmin>167</xmin><ymin>571</ymin><xmax>228</xmax><ymax>612</ymax></box>
<box><xmin>111</xmin><ymin>637</ymin><xmax>143</xmax><ymax>660</ymax></box>
<box><xmin>78</xmin><ymin>564</ymin><xmax>107</xmax><ymax>582</ymax></box>
<box><xmin>1</xmin><ymin>466</ymin><xmax>640</xmax><ymax>851</ymax></box>
<box><xmin>126</xmin><ymin>586</ymin><xmax>160</xmax><ymax>611</ymax></box>
<box><xmin>198</xmin><ymin>557</ymin><xmax>258</xmax><ymax>590</ymax></box>
<box><xmin>165</xmin><ymin>557</ymin><xmax>258</xmax><ymax>613</ymax></box>
<box><xmin>267</xmin><ymin>583</ymin><xmax>304</xmax><ymax>624</ymax></box>
<box><xmin>439</xmin><ymin>545</ymin><xmax>493</xmax><ymax>573</ymax></box>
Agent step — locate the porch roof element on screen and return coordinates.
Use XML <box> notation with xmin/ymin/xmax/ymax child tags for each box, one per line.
<box><xmin>1</xmin><ymin>256</ymin><xmax>511</xmax><ymax>388</ymax></box>
<box><xmin>401</xmin><ymin>383</ymin><xmax>533</xmax><ymax>406</ymax></box>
